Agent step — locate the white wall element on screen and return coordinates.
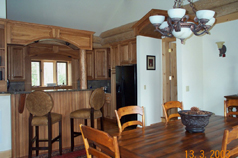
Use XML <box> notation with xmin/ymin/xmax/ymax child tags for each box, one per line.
<box><xmin>177</xmin><ymin>19</ymin><xmax>238</xmax><ymax>116</ymax></box>
<box><xmin>202</xmin><ymin>20</ymin><xmax>238</xmax><ymax>115</ymax></box>
<box><xmin>137</xmin><ymin>35</ymin><xmax>162</xmax><ymax>126</ymax></box>
<box><xmin>0</xmin><ymin>0</ymin><xmax>6</xmax><ymax>18</ymax></box>
<box><xmin>177</xmin><ymin>36</ymin><xmax>204</xmax><ymax>110</ymax></box>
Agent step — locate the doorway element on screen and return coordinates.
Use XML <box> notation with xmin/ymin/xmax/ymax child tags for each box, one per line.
<box><xmin>162</xmin><ymin>38</ymin><xmax>177</xmax><ymax>118</ymax></box>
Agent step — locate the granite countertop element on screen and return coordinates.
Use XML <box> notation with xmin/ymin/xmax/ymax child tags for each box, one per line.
<box><xmin>0</xmin><ymin>88</ymin><xmax>95</xmax><ymax>94</ymax></box>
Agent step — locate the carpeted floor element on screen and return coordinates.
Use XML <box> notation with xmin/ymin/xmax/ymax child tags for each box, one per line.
<box><xmin>33</xmin><ymin>146</ymin><xmax>86</xmax><ymax>158</ymax></box>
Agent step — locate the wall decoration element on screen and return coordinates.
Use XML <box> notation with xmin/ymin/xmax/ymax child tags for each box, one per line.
<box><xmin>147</xmin><ymin>55</ymin><xmax>156</xmax><ymax>70</ymax></box>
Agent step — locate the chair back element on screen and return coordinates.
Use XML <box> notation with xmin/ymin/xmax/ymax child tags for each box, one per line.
<box><xmin>80</xmin><ymin>124</ymin><xmax>120</xmax><ymax>158</ymax></box>
<box><xmin>224</xmin><ymin>99</ymin><xmax>238</xmax><ymax>117</ymax></box>
<box><xmin>222</xmin><ymin>125</ymin><xmax>238</xmax><ymax>157</ymax></box>
<box><xmin>162</xmin><ymin>101</ymin><xmax>183</xmax><ymax>123</ymax></box>
<box><xmin>115</xmin><ymin>106</ymin><xmax>145</xmax><ymax>133</ymax></box>
<box><xmin>90</xmin><ymin>88</ymin><xmax>105</xmax><ymax>110</ymax></box>
<box><xmin>26</xmin><ymin>91</ymin><xmax>53</xmax><ymax>116</ymax></box>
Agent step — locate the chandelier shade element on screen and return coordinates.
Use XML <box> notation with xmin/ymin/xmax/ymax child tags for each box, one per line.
<box><xmin>149</xmin><ymin>0</ymin><xmax>216</xmax><ymax>44</ymax></box>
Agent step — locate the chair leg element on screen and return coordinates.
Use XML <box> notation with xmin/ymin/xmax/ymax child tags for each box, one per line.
<box><xmin>35</xmin><ymin>126</ymin><xmax>39</xmax><ymax>156</ymax></box>
<box><xmin>28</xmin><ymin>115</ymin><xmax>33</xmax><ymax>158</ymax></box>
<box><xmin>70</xmin><ymin>118</ymin><xmax>74</xmax><ymax>152</ymax></box>
<box><xmin>59</xmin><ymin>120</ymin><xmax>62</xmax><ymax>155</ymax></box>
<box><xmin>100</xmin><ymin>117</ymin><xmax>104</xmax><ymax>131</ymax></box>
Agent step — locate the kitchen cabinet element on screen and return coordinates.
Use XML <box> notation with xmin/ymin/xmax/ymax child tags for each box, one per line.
<box><xmin>120</xmin><ymin>39</ymin><xmax>136</xmax><ymax>65</ymax></box>
<box><xmin>8</xmin><ymin>45</ymin><xmax>26</xmax><ymax>81</ymax></box>
<box><xmin>87</xmin><ymin>48</ymin><xmax>110</xmax><ymax>80</ymax></box>
<box><xmin>86</xmin><ymin>50</ymin><xmax>95</xmax><ymax>80</ymax></box>
<box><xmin>111</xmin><ymin>38</ymin><xmax>136</xmax><ymax>66</ymax></box>
<box><xmin>0</xmin><ymin>21</ymin><xmax>7</xmax><ymax>91</ymax></box>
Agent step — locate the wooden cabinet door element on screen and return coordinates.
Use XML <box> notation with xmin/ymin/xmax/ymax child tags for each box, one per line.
<box><xmin>94</xmin><ymin>48</ymin><xmax>108</xmax><ymax>80</ymax></box>
<box><xmin>111</xmin><ymin>45</ymin><xmax>120</xmax><ymax>69</ymax></box>
<box><xmin>129</xmin><ymin>39</ymin><xmax>137</xmax><ymax>64</ymax></box>
<box><xmin>8</xmin><ymin>45</ymin><xmax>26</xmax><ymax>81</ymax></box>
<box><xmin>120</xmin><ymin>42</ymin><xmax>130</xmax><ymax>65</ymax></box>
<box><xmin>86</xmin><ymin>50</ymin><xmax>95</xmax><ymax>80</ymax></box>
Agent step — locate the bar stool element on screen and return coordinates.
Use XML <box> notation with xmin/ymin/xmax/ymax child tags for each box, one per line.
<box><xmin>70</xmin><ymin>88</ymin><xmax>105</xmax><ymax>151</ymax></box>
<box><xmin>26</xmin><ymin>91</ymin><xmax>62</xmax><ymax>158</ymax></box>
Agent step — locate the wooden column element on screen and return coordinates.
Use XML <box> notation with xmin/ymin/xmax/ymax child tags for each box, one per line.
<box><xmin>79</xmin><ymin>49</ymin><xmax>87</xmax><ymax>89</ymax></box>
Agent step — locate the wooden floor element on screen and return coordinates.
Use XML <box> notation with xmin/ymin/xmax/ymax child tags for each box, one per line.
<box><xmin>97</xmin><ymin>118</ymin><xmax>119</xmax><ymax>135</ymax></box>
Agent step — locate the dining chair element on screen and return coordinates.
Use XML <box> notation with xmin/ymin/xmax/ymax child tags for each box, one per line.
<box><xmin>115</xmin><ymin>106</ymin><xmax>145</xmax><ymax>133</ymax></box>
<box><xmin>221</xmin><ymin>125</ymin><xmax>238</xmax><ymax>158</ymax></box>
<box><xmin>70</xmin><ymin>88</ymin><xmax>105</xmax><ymax>151</ymax></box>
<box><xmin>80</xmin><ymin>124</ymin><xmax>120</xmax><ymax>158</ymax></box>
<box><xmin>224</xmin><ymin>99</ymin><xmax>238</xmax><ymax>117</ymax></box>
<box><xmin>25</xmin><ymin>91</ymin><xmax>62</xmax><ymax>158</ymax></box>
<box><xmin>162</xmin><ymin>101</ymin><xmax>183</xmax><ymax>123</ymax></box>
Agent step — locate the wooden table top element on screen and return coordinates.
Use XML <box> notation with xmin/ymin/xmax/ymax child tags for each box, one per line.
<box><xmin>116</xmin><ymin>115</ymin><xmax>238</xmax><ymax>158</ymax></box>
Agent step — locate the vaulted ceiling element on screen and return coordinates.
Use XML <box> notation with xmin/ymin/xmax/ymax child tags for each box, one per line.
<box><xmin>6</xmin><ymin>0</ymin><xmax>238</xmax><ymax>38</ymax></box>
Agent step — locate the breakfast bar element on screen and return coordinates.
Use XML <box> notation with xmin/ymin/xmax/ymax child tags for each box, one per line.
<box><xmin>9</xmin><ymin>89</ymin><xmax>93</xmax><ymax>158</ymax></box>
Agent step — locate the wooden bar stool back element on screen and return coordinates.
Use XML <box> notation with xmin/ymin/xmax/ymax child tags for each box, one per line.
<box><xmin>222</xmin><ymin>125</ymin><xmax>238</xmax><ymax>157</ymax></box>
<box><xmin>80</xmin><ymin>124</ymin><xmax>120</xmax><ymax>158</ymax></box>
<box><xmin>26</xmin><ymin>91</ymin><xmax>62</xmax><ymax>158</ymax></box>
<box><xmin>162</xmin><ymin>101</ymin><xmax>183</xmax><ymax>123</ymax></box>
<box><xmin>224</xmin><ymin>99</ymin><xmax>238</xmax><ymax>117</ymax></box>
<box><xmin>115</xmin><ymin>106</ymin><xmax>145</xmax><ymax>133</ymax></box>
<box><xmin>70</xmin><ymin>88</ymin><xmax>105</xmax><ymax>151</ymax></box>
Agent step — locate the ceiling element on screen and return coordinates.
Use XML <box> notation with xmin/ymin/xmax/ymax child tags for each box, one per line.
<box><xmin>6</xmin><ymin>0</ymin><xmax>182</xmax><ymax>36</ymax></box>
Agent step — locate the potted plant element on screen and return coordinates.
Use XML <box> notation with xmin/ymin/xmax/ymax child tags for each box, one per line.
<box><xmin>178</xmin><ymin>107</ymin><xmax>213</xmax><ymax>133</ymax></box>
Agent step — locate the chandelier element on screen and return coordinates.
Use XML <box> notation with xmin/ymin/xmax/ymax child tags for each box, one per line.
<box><xmin>149</xmin><ymin>0</ymin><xmax>215</xmax><ymax>44</ymax></box>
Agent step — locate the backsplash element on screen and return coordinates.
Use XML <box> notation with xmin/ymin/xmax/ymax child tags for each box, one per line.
<box><xmin>8</xmin><ymin>81</ymin><xmax>25</xmax><ymax>92</ymax></box>
<box><xmin>88</xmin><ymin>80</ymin><xmax>111</xmax><ymax>92</ymax></box>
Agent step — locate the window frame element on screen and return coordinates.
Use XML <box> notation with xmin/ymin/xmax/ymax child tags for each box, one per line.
<box><xmin>31</xmin><ymin>59</ymin><xmax>71</xmax><ymax>89</ymax></box>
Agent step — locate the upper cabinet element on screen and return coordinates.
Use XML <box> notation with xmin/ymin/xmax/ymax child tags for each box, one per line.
<box><xmin>95</xmin><ymin>49</ymin><xmax>108</xmax><ymax>80</ymax></box>
<box><xmin>8</xmin><ymin>45</ymin><xmax>26</xmax><ymax>81</ymax></box>
<box><xmin>87</xmin><ymin>48</ymin><xmax>110</xmax><ymax>80</ymax></box>
<box><xmin>86</xmin><ymin>50</ymin><xmax>95</xmax><ymax>80</ymax></box>
<box><xmin>0</xmin><ymin>21</ymin><xmax>7</xmax><ymax>91</ymax></box>
<box><xmin>111</xmin><ymin>38</ymin><xmax>136</xmax><ymax>67</ymax></box>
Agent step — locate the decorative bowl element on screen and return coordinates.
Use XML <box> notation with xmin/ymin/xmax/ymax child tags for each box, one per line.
<box><xmin>178</xmin><ymin>110</ymin><xmax>213</xmax><ymax>133</ymax></box>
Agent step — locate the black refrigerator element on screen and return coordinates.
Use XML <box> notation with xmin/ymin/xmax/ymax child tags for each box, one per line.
<box><xmin>116</xmin><ymin>64</ymin><xmax>137</xmax><ymax>127</ymax></box>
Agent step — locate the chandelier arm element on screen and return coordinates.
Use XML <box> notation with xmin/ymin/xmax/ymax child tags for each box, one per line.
<box><xmin>154</xmin><ymin>27</ymin><xmax>173</xmax><ymax>38</ymax></box>
<box><xmin>191</xmin><ymin>28</ymin><xmax>209</xmax><ymax>36</ymax></box>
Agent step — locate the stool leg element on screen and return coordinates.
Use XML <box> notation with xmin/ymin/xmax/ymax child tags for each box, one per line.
<box><xmin>28</xmin><ymin>115</ymin><xmax>33</xmax><ymax>158</ymax></box>
<box><xmin>59</xmin><ymin>120</ymin><xmax>62</xmax><ymax>155</ymax></box>
<box><xmin>84</xmin><ymin>119</ymin><xmax>87</xmax><ymax>126</ymax></box>
<box><xmin>70</xmin><ymin>118</ymin><xmax>74</xmax><ymax>152</ymax></box>
<box><xmin>100</xmin><ymin>117</ymin><xmax>104</xmax><ymax>131</ymax></box>
<box><xmin>35</xmin><ymin>126</ymin><xmax>39</xmax><ymax>156</ymax></box>
<box><xmin>48</xmin><ymin>117</ymin><xmax>52</xmax><ymax>158</ymax></box>
<box><xmin>90</xmin><ymin>108</ymin><xmax>94</xmax><ymax>128</ymax></box>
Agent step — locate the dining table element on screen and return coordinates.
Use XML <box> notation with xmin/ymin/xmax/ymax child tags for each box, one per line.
<box><xmin>115</xmin><ymin>115</ymin><xmax>238</xmax><ymax>158</ymax></box>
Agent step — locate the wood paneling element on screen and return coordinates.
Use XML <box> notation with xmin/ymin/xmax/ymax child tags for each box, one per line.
<box><xmin>11</xmin><ymin>90</ymin><xmax>93</xmax><ymax>158</ymax></box>
<box><xmin>6</xmin><ymin>20</ymin><xmax>94</xmax><ymax>50</ymax></box>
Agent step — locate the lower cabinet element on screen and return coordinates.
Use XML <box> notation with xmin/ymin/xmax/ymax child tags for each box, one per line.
<box><xmin>8</xmin><ymin>45</ymin><xmax>26</xmax><ymax>81</ymax></box>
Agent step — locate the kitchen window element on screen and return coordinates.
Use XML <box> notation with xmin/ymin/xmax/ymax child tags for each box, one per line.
<box><xmin>31</xmin><ymin>60</ymin><xmax>70</xmax><ymax>87</ymax></box>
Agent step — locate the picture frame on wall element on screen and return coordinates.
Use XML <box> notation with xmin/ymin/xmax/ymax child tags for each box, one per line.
<box><xmin>146</xmin><ymin>55</ymin><xmax>156</xmax><ymax>70</ymax></box>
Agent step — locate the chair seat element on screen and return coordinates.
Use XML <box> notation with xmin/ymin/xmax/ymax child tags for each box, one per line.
<box><xmin>31</xmin><ymin>112</ymin><xmax>62</xmax><ymax>126</ymax></box>
<box><xmin>70</xmin><ymin>108</ymin><xmax>102</xmax><ymax>119</ymax></box>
